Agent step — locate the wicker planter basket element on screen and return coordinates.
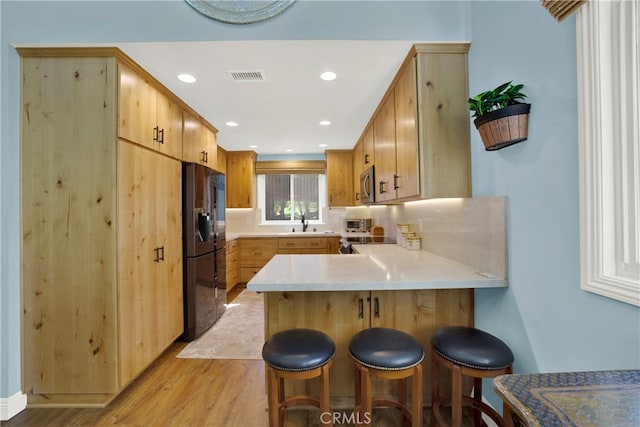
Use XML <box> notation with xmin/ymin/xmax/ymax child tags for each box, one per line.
<box><xmin>473</xmin><ymin>103</ymin><xmax>531</xmax><ymax>151</ymax></box>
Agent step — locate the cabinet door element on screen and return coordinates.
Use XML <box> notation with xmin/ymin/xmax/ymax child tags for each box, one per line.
<box><xmin>363</xmin><ymin>126</ymin><xmax>374</xmax><ymax>169</ymax></box>
<box><xmin>326</xmin><ymin>150</ymin><xmax>354</xmax><ymax>207</ymax></box>
<box><xmin>182</xmin><ymin>111</ymin><xmax>204</xmax><ymax>164</ymax></box>
<box><xmin>155</xmin><ymin>91</ymin><xmax>183</xmax><ymax>160</ymax></box>
<box><xmin>373</xmin><ymin>94</ymin><xmax>397</xmax><ymax>203</ymax></box>
<box><xmin>217</xmin><ymin>147</ymin><xmax>227</xmax><ymax>175</ymax></box>
<box><xmin>202</xmin><ymin>126</ymin><xmax>218</xmax><ymax>168</ymax></box>
<box><xmin>119</xmin><ymin>64</ymin><xmax>156</xmax><ymax>150</ymax></box>
<box><xmin>353</xmin><ymin>140</ymin><xmax>364</xmax><ymax>204</ymax></box>
<box><xmin>395</xmin><ymin>58</ymin><xmax>420</xmax><ymax>200</ymax></box>
<box><xmin>155</xmin><ymin>154</ymin><xmax>183</xmax><ymax>350</ymax></box>
<box><xmin>227</xmin><ymin>151</ymin><xmax>256</xmax><ymax>208</ymax></box>
<box><xmin>118</xmin><ymin>141</ymin><xmax>159</xmax><ymax>385</ymax></box>
<box><xmin>371</xmin><ymin>289</ymin><xmax>474</xmax><ymax>401</ymax></box>
<box><xmin>264</xmin><ymin>291</ymin><xmax>369</xmax><ymax>400</ymax></box>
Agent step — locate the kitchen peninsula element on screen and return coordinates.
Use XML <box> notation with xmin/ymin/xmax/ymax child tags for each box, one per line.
<box><xmin>247</xmin><ymin>244</ymin><xmax>508</xmax><ymax>406</ymax></box>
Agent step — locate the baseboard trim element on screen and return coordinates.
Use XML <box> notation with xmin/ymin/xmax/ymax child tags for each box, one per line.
<box><xmin>0</xmin><ymin>391</ymin><xmax>27</xmax><ymax>421</ymax></box>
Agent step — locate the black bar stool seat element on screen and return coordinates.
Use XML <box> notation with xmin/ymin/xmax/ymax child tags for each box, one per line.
<box><xmin>262</xmin><ymin>328</ymin><xmax>336</xmax><ymax>426</ymax></box>
<box><xmin>349</xmin><ymin>327</ymin><xmax>424</xmax><ymax>426</ymax></box>
<box><xmin>430</xmin><ymin>326</ymin><xmax>514</xmax><ymax>427</ymax></box>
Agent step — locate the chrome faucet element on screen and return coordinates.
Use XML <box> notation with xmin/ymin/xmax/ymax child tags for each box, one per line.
<box><xmin>301</xmin><ymin>213</ymin><xmax>309</xmax><ymax>232</ymax></box>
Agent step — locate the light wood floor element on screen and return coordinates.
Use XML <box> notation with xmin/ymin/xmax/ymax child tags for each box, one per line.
<box><xmin>5</xmin><ymin>287</ymin><xmax>474</xmax><ymax>426</ymax></box>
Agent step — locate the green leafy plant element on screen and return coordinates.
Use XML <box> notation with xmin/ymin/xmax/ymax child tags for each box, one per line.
<box><xmin>468</xmin><ymin>81</ymin><xmax>527</xmax><ymax>118</ymax></box>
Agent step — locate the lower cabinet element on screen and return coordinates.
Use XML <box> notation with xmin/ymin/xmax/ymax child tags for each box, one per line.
<box><xmin>240</xmin><ymin>238</ymin><xmax>279</xmax><ymax>283</ymax></box>
<box><xmin>239</xmin><ymin>236</ymin><xmax>343</xmax><ymax>282</ymax></box>
<box><xmin>263</xmin><ymin>289</ymin><xmax>474</xmax><ymax>405</ymax></box>
<box><xmin>226</xmin><ymin>239</ymin><xmax>240</xmax><ymax>292</ymax></box>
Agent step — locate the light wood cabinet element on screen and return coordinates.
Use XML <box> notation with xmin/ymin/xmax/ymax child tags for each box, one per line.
<box><xmin>354</xmin><ymin>44</ymin><xmax>471</xmax><ymax>204</ymax></box>
<box><xmin>226</xmin><ymin>151</ymin><xmax>257</xmax><ymax>208</ymax></box>
<box><xmin>217</xmin><ymin>146</ymin><xmax>227</xmax><ymax>175</ymax></box>
<box><xmin>264</xmin><ymin>288</ymin><xmax>473</xmax><ymax>404</ymax></box>
<box><xmin>278</xmin><ymin>237</ymin><xmax>327</xmax><ymax>254</ymax></box>
<box><xmin>118</xmin><ymin>63</ymin><xmax>183</xmax><ymax>160</ymax></box>
<box><xmin>117</xmin><ymin>141</ymin><xmax>183</xmax><ymax>386</ymax></box>
<box><xmin>325</xmin><ymin>150</ymin><xmax>354</xmax><ymax>207</ymax></box>
<box><xmin>226</xmin><ymin>239</ymin><xmax>239</xmax><ymax>292</ymax></box>
<box><xmin>373</xmin><ymin>93</ymin><xmax>397</xmax><ymax>203</ymax></box>
<box><xmin>352</xmin><ymin>139</ymin><xmax>364</xmax><ymax>204</ymax></box>
<box><xmin>19</xmin><ymin>48</ymin><xmax>187</xmax><ymax>407</ymax></box>
<box><xmin>182</xmin><ymin>110</ymin><xmax>218</xmax><ymax>167</ymax></box>
<box><xmin>363</xmin><ymin>126</ymin><xmax>375</xmax><ymax>169</ymax></box>
<box><xmin>239</xmin><ymin>238</ymin><xmax>278</xmax><ymax>282</ymax></box>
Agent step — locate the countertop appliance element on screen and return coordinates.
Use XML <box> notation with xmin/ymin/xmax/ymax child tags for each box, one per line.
<box><xmin>338</xmin><ymin>235</ymin><xmax>397</xmax><ymax>254</ymax></box>
<box><xmin>345</xmin><ymin>218</ymin><xmax>373</xmax><ymax>232</ymax></box>
<box><xmin>359</xmin><ymin>165</ymin><xmax>375</xmax><ymax>204</ymax></box>
<box><xmin>182</xmin><ymin>163</ymin><xmax>226</xmax><ymax>341</ymax></box>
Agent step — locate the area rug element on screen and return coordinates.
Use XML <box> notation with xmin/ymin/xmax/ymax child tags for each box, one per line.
<box><xmin>177</xmin><ymin>290</ymin><xmax>264</xmax><ymax>360</ymax></box>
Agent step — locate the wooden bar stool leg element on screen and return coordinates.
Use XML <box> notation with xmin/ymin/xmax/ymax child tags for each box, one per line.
<box><xmin>473</xmin><ymin>377</ymin><xmax>483</xmax><ymax>427</ymax></box>
<box><xmin>398</xmin><ymin>378</ymin><xmax>407</xmax><ymax>427</ymax></box>
<box><xmin>320</xmin><ymin>364</ymin><xmax>332</xmax><ymax>426</ymax></box>
<box><xmin>361</xmin><ymin>366</ymin><xmax>373</xmax><ymax>427</ymax></box>
<box><xmin>431</xmin><ymin>350</ymin><xmax>440</xmax><ymax>426</ymax></box>
<box><xmin>267</xmin><ymin>368</ymin><xmax>280</xmax><ymax>427</ymax></box>
<box><xmin>451</xmin><ymin>364</ymin><xmax>462</xmax><ymax>427</ymax></box>
<box><xmin>412</xmin><ymin>364</ymin><xmax>423</xmax><ymax>427</ymax></box>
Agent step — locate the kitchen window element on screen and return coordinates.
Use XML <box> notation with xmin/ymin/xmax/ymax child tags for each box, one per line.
<box><xmin>577</xmin><ymin>0</ymin><xmax>640</xmax><ymax>306</ymax></box>
<box><xmin>257</xmin><ymin>174</ymin><xmax>326</xmax><ymax>224</ymax></box>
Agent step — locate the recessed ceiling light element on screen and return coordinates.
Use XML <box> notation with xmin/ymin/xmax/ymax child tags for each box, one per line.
<box><xmin>285</xmin><ymin>149</ymin><xmax>294</xmax><ymax>152</ymax></box>
<box><xmin>249</xmin><ymin>145</ymin><xmax>258</xmax><ymax>149</ymax></box>
<box><xmin>320</xmin><ymin>71</ymin><xmax>337</xmax><ymax>81</ymax></box>
<box><xmin>319</xmin><ymin>120</ymin><xmax>331</xmax><ymax>126</ymax></box>
<box><xmin>319</xmin><ymin>144</ymin><xmax>328</xmax><ymax>148</ymax></box>
<box><xmin>178</xmin><ymin>73</ymin><xmax>196</xmax><ymax>83</ymax></box>
<box><xmin>225</xmin><ymin>121</ymin><xmax>238</xmax><ymax>127</ymax></box>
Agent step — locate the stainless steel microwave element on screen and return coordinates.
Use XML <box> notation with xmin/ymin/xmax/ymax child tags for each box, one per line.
<box><xmin>359</xmin><ymin>165</ymin><xmax>375</xmax><ymax>204</ymax></box>
<box><xmin>345</xmin><ymin>218</ymin><xmax>373</xmax><ymax>232</ymax></box>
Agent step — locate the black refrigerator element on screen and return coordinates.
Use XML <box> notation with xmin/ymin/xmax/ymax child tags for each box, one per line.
<box><xmin>182</xmin><ymin>162</ymin><xmax>226</xmax><ymax>341</ymax></box>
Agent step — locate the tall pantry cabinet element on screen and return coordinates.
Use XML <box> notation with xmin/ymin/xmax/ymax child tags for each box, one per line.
<box><xmin>19</xmin><ymin>48</ymin><xmax>185</xmax><ymax>407</ymax></box>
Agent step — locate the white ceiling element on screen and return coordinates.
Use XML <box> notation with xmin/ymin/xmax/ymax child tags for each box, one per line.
<box><xmin>118</xmin><ymin>40</ymin><xmax>414</xmax><ymax>156</ymax></box>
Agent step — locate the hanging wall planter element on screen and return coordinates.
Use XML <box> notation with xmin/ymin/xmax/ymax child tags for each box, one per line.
<box><xmin>469</xmin><ymin>82</ymin><xmax>531</xmax><ymax>151</ymax></box>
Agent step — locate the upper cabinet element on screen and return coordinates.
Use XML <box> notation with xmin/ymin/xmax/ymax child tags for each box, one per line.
<box><xmin>182</xmin><ymin>110</ymin><xmax>218</xmax><ymax>167</ymax></box>
<box><xmin>227</xmin><ymin>151</ymin><xmax>257</xmax><ymax>208</ymax></box>
<box><xmin>353</xmin><ymin>43</ymin><xmax>471</xmax><ymax>204</ymax></box>
<box><xmin>326</xmin><ymin>149</ymin><xmax>354</xmax><ymax>207</ymax></box>
<box><xmin>118</xmin><ymin>63</ymin><xmax>183</xmax><ymax>160</ymax></box>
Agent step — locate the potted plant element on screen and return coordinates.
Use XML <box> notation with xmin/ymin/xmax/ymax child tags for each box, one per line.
<box><xmin>468</xmin><ymin>81</ymin><xmax>531</xmax><ymax>151</ymax></box>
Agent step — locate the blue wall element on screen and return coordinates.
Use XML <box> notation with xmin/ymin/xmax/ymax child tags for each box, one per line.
<box><xmin>1</xmin><ymin>0</ymin><xmax>639</xmax><ymax>414</ymax></box>
<box><xmin>469</xmin><ymin>0</ymin><xmax>640</xmax><ymax>409</ymax></box>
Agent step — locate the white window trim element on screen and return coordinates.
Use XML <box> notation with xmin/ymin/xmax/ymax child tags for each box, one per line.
<box><xmin>257</xmin><ymin>174</ymin><xmax>326</xmax><ymax>225</ymax></box>
<box><xmin>577</xmin><ymin>0</ymin><xmax>640</xmax><ymax>306</ymax></box>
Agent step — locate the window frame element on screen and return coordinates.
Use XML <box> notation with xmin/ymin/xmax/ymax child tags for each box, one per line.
<box><xmin>577</xmin><ymin>0</ymin><xmax>640</xmax><ymax>306</ymax></box>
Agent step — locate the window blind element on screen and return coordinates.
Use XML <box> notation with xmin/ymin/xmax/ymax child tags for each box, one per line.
<box><xmin>542</xmin><ymin>0</ymin><xmax>587</xmax><ymax>22</ymax></box>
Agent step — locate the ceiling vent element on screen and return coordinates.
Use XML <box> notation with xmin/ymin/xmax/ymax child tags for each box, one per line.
<box><xmin>227</xmin><ymin>70</ymin><xmax>266</xmax><ymax>82</ymax></box>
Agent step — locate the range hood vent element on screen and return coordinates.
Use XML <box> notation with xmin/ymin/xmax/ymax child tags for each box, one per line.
<box><xmin>227</xmin><ymin>70</ymin><xmax>266</xmax><ymax>82</ymax></box>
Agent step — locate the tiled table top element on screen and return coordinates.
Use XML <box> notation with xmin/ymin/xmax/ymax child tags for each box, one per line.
<box><xmin>493</xmin><ymin>370</ymin><xmax>640</xmax><ymax>427</ymax></box>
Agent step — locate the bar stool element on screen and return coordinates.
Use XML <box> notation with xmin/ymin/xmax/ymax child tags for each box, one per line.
<box><xmin>349</xmin><ymin>327</ymin><xmax>425</xmax><ymax>426</ymax></box>
<box><xmin>430</xmin><ymin>326</ymin><xmax>514</xmax><ymax>427</ymax></box>
<box><xmin>262</xmin><ymin>328</ymin><xmax>336</xmax><ymax>427</ymax></box>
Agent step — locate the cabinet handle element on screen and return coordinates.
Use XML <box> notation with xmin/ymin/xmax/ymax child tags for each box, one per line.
<box><xmin>286</xmin><ymin>242</ymin><xmax>294</xmax><ymax>247</ymax></box>
<box><xmin>379</xmin><ymin>181</ymin><xmax>386</xmax><ymax>194</ymax></box>
<box><xmin>158</xmin><ymin>128</ymin><xmax>165</xmax><ymax>144</ymax></box>
<box><xmin>393</xmin><ymin>174</ymin><xmax>399</xmax><ymax>190</ymax></box>
<box><xmin>154</xmin><ymin>246</ymin><xmax>165</xmax><ymax>263</ymax></box>
<box><xmin>153</xmin><ymin>126</ymin><xmax>159</xmax><ymax>142</ymax></box>
<box><xmin>358</xmin><ymin>298</ymin><xmax>364</xmax><ymax>319</ymax></box>
<box><xmin>201</xmin><ymin>151</ymin><xmax>208</xmax><ymax>163</ymax></box>
<box><xmin>374</xmin><ymin>297</ymin><xmax>380</xmax><ymax>318</ymax></box>
<box><xmin>355</xmin><ymin>192</ymin><xmax>360</xmax><ymax>201</ymax></box>
<box><xmin>365</xmin><ymin>154</ymin><xmax>370</xmax><ymax>164</ymax></box>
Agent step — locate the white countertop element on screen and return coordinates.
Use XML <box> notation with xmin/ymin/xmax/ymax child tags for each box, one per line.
<box><xmin>226</xmin><ymin>231</ymin><xmax>347</xmax><ymax>241</ymax></box>
<box><xmin>247</xmin><ymin>244</ymin><xmax>507</xmax><ymax>292</ymax></box>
